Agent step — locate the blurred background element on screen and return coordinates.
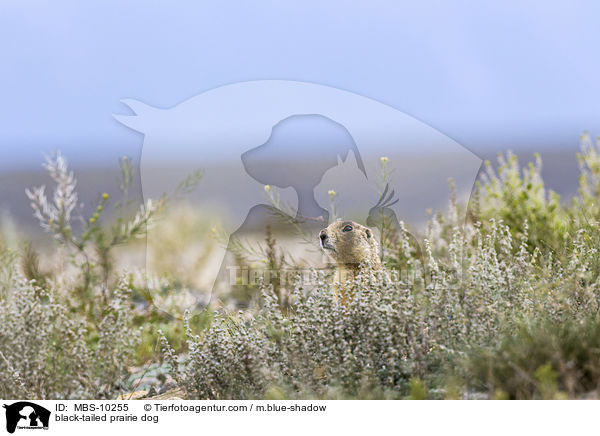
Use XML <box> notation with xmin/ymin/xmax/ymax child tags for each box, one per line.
<box><xmin>1</xmin><ymin>0</ymin><xmax>599</xmax><ymax>237</ymax></box>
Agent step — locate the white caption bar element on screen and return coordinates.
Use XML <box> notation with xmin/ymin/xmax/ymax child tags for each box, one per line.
<box><xmin>0</xmin><ymin>400</ymin><xmax>595</xmax><ymax>436</ymax></box>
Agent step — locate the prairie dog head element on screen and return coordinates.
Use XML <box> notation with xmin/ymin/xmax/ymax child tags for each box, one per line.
<box><xmin>319</xmin><ymin>220</ymin><xmax>380</xmax><ymax>268</ymax></box>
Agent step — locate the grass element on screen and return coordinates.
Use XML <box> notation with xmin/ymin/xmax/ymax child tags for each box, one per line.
<box><xmin>2</xmin><ymin>134</ymin><xmax>600</xmax><ymax>399</ymax></box>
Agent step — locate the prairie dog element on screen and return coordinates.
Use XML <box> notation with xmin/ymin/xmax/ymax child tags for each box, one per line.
<box><xmin>319</xmin><ymin>220</ymin><xmax>383</xmax><ymax>303</ymax></box>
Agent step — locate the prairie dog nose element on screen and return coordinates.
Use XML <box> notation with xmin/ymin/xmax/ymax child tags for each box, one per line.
<box><xmin>319</xmin><ymin>231</ymin><xmax>328</xmax><ymax>242</ymax></box>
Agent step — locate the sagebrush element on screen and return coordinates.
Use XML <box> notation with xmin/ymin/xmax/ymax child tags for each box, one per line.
<box><xmin>3</xmin><ymin>135</ymin><xmax>600</xmax><ymax>399</ymax></box>
<box><xmin>160</xmin><ymin>134</ymin><xmax>600</xmax><ymax>399</ymax></box>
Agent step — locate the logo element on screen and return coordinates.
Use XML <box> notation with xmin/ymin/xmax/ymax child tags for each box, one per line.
<box><xmin>2</xmin><ymin>403</ymin><xmax>50</xmax><ymax>434</ymax></box>
<box><xmin>114</xmin><ymin>80</ymin><xmax>482</xmax><ymax>311</ymax></box>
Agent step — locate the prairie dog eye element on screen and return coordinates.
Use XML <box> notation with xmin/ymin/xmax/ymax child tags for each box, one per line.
<box><xmin>342</xmin><ymin>225</ymin><xmax>353</xmax><ymax>232</ymax></box>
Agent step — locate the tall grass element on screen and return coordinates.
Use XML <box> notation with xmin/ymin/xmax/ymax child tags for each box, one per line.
<box><xmin>0</xmin><ymin>153</ymin><xmax>201</xmax><ymax>398</ymax></box>
<box><xmin>160</xmin><ymin>134</ymin><xmax>600</xmax><ymax>399</ymax></box>
<box><xmin>2</xmin><ymin>135</ymin><xmax>600</xmax><ymax>399</ymax></box>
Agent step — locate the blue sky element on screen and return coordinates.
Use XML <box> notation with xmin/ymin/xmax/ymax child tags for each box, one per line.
<box><xmin>1</xmin><ymin>0</ymin><xmax>599</xmax><ymax>169</ymax></box>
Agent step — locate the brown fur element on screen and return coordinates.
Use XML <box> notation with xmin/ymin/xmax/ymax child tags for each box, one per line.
<box><xmin>319</xmin><ymin>221</ymin><xmax>382</xmax><ymax>303</ymax></box>
<box><xmin>319</xmin><ymin>221</ymin><xmax>381</xmax><ymax>269</ymax></box>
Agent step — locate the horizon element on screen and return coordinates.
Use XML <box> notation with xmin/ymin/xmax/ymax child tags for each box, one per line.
<box><xmin>2</xmin><ymin>1</ymin><xmax>600</xmax><ymax>170</ymax></box>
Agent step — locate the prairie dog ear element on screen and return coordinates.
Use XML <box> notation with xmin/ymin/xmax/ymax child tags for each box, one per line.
<box><xmin>365</xmin><ymin>228</ymin><xmax>372</xmax><ymax>239</ymax></box>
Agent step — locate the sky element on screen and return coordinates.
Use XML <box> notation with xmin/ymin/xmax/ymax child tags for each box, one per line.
<box><xmin>1</xmin><ymin>0</ymin><xmax>600</xmax><ymax>169</ymax></box>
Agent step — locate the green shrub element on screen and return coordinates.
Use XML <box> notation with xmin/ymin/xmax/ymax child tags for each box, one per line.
<box><xmin>465</xmin><ymin>314</ymin><xmax>600</xmax><ymax>399</ymax></box>
<box><xmin>0</xmin><ymin>152</ymin><xmax>202</xmax><ymax>399</ymax></box>
<box><xmin>0</xmin><ymin>273</ymin><xmax>139</xmax><ymax>399</ymax></box>
<box><xmin>6</xmin><ymin>133</ymin><xmax>600</xmax><ymax>399</ymax></box>
<box><xmin>159</xmin><ymin>134</ymin><xmax>600</xmax><ymax>399</ymax></box>
<box><xmin>160</xmin><ymin>271</ymin><xmax>436</xmax><ymax>399</ymax></box>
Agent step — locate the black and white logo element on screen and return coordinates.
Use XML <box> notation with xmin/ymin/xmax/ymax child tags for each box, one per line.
<box><xmin>3</xmin><ymin>402</ymin><xmax>50</xmax><ymax>434</ymax></box>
